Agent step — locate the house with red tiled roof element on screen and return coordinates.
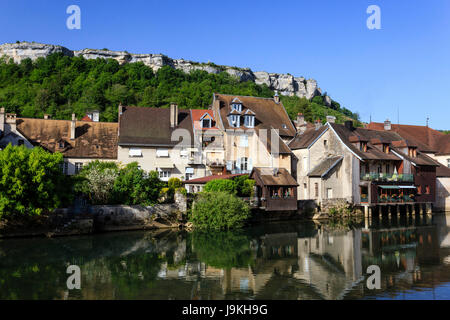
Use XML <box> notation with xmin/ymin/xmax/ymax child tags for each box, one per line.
<box><xmin>367</xmin><ymin>120</ymin><xmax>450</xmax><ymax>211</ymax></box>
<box><xmin>289</xmin><ymin>117</ymin><xmax>440</xmax><ymax>213</ymax></box>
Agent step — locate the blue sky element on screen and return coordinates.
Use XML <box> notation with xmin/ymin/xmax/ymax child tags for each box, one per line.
<box><xmin>1</xmin><ymin>0</ymin><xmax>450</xmax><ymax>129</ymax></box>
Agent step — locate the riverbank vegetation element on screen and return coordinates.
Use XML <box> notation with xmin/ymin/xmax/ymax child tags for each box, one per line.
<box><xmin>0</xmin><ymin>145</ymin><xmax>72</xmax><ymax>219</ymax></box>
<box><xmin>0</xmin><ymin>53</ymin><xmax>360</xmax><ymax>124</ymax></box>
<box><xmin>190</xmin><ymin>192</ymin><xmax>250</xmax><ymax>230</ymax></box>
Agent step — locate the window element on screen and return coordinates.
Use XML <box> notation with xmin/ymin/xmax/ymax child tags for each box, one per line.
<box><xmin>58</xmin><ymin>141</ymin><xmax>65</xmax><ymax>149</ymax></box>
<box><xmin>383</xmin><ymin>144</ymin><xmax>390</xmax><ymax>153</ymax></box>
<box><xmin>129</xmin><ymin>148</ymin><xmax>142</xmax><ymax>157</ymax></box>
<box><xmin>360</xmin><ymin>142</ymin><xmax>367</xmax><ymax>152</ymax></box>
<box><xmin>327</xmin><ymin>188</ymin><xmax>333</xmax><ymax>199</ymax></box>
<box><xmin>244</xmin><ymin>115</ymin><xmax>255</xmax><ymax>128</ymax></box>
<box><xmin>229</xmin><ymin>115</ymin><xmax>240</xmax><ymax>127</ymax></box>
<box><xmin>75</xmin><ymin>162</ymin><xmax>83</xmax><ymax>174</ymax></box>
<box><xmin>202</xmin><ymin>118</ymin><xmax>211</xmax><ymax>128</ymax></box>
<box><xmin>240</xmin><ymin>157</ymin><xmax>248</xmax><ymax>171</ymax></box>
<box><xmin>231</xmin><ymin>103</ymin><xmax>242</xmax><ymax>112</ymax></box>
<box><xmin>303</xmin><ymin>183</ymin><xmax>308</xmax><ymax>199</ymax></box>
<box><xmin>156</xmin><ymin>148</ymin><xmax>169</xmax><ymax>157</ymax></box>
<box><xmin>336</xmin><ymin>168</ymin><xmax>339</xmax><ymax>179</ymax></box>
<box><xmin>417</xmin><ymin>185</ymin><xmax>422</xmax><ymax>194</ymax></box>
<box><xmin>386</xmin><ymin>164</ymin><xmax>390</xmax><ymax>174</ymax></box>
<box><xmin>314</xmin><ymin>183</ymin><xmax>319</xmax><ymax>198</ymax></box>
<box><xmin>324</xmin><ymin>140</ymin><xmax>328</xmax><ymax>148</ymax></box>
<box><xmin>240</xmin><ymin>135</ymin><xmax>248</xmax><ymax>147</ymax></box>
<box><xmin>185</xmin><ymin>167</ymin><xmax>194</xmax><ymax>180</ymax></box>
<box><xmin>61</xmin><ymin>161</ymin><xmax>68</xmax><ymax>175</ymax></box>
<box><xmin>447</xmin><ymin>159</ymin><xmax>450</xmax><ymax>168</ymax></box>
<box><xmin>425</xmin><ymin>185</ymin><xmax>430</xmax><ymax>194</ymax></box>
<box><xmin>377</xmin><ymin>165</ymin><xmax>382</xmax><ymax>174</ymax></box>
<box><xmin>409</xmin><ymin>147</ymin><xmax>417</xmax><ymax>157</ymax></box>
<box><xmin>158</xmin><ymin>169</ymin><xmax>171</xmax><ymax>180</ymax></box>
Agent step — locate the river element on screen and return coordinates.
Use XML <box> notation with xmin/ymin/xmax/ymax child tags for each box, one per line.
<box><xmin>1</xmin><ymin>213</ymin><xmax>450</xmax><ymax>300</ymax></box>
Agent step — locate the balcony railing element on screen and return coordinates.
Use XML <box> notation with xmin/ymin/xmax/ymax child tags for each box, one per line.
<box><xmin>206</xmin><ymin>158</ymin><xmax>225</xmax><ymax>167</ymax></box>
<box><xmin>360</xmin><ymin>172</ymin><xmax>414</xmax><ymax>182</ymax></box>
<box><xmin>378</xmin><ymin>195</ymin><xmax>416</xmax><ymax>203</ymax></box>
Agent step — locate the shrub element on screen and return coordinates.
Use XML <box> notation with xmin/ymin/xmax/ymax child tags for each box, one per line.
<box><xmin>191</xmin><ymin>192</ymin><xmax>250</xmax><ymax>230</ymax></box>
<box><xmin>204</xmin><ymin>179</ymin><xmax>237</xmax><ymax>194</ymax></box>
<box><xmin>168</xmin><ymin>177</ymin><xmax>182</xmax><ymax>190</ymax></box>
<box><xmin>0</xmin><ymin>145</ymin><xmax>70</xmax><ymax>218</ymax></box>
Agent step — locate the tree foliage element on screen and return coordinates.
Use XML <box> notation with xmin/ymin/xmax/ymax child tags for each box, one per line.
<box><xmin>191</xmin><ymin>192</ymin><xmax>250</xmax><ymax>230</ymax></box>
<box><xmin>74</xmin><ymin>161</ymin><xmax>163</xmax><ymax>205</ymax></box>
<box><xmin>0</xmin><ymin>145</ymin><xmax>71</xmax><ymax>218</ymax></box>
<box><xmin>0</xmin><ymin>53</ymin><xmax>359</xmax><ymax>124</ymax></box>
<box><xmin>203</xmin><ymin>179</ymin><xmax>237</xmax><ymax>194</ymax></box>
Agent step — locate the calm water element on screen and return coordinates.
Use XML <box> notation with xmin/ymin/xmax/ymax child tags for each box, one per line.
<box><xmin>1</xmin><ymin>214</ymin><xmax>450</xmax><ymax>300</ymax></box>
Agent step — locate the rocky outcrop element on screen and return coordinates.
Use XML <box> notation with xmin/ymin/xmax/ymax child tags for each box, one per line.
<box><xmin>0</xmin><ymin>42</ymin><xmax>322</xmax><ymax>99</ymax></box>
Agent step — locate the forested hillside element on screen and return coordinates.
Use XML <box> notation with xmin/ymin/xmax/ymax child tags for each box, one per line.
<box><xmin>0</xmin><ymin>53</ymin><xmax>360</xmax><ymax>124</ymax></box>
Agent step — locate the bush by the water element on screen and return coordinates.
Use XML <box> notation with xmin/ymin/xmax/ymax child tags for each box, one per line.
<box><xmin>74</xmin><ymin>161</ymin><xmax>164</xmax><ymax>205</ymax></box>
<box><xmin>191</xmin><ymin>192</ymin><xmax>250</xmax><ymax>230</ymax></box>
<box><xmin>0</xmin><ymin>145</ymin><xmax>72</xmax><ymax>218</ymax></box>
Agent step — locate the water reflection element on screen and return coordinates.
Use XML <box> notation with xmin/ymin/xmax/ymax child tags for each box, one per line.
<box><xmin>1</xmin><ymin>214</ymin><xmax>450</xmax><ymax>300</ymax></box>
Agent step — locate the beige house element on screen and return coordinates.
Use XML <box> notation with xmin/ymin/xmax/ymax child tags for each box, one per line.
<box><xmin>210</xmin><ymin>93</ymin><xmax>295</xmax><ymax>175</ymax></box>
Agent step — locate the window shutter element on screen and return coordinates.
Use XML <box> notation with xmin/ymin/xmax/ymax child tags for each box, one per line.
<box><xmin>248</xmin><ymin>158</ymin><xmax>253</xmax><ymax>172</ymax></box>
<box><xmin>236</xmin><ymin>158</ymin><xmax>242</xmax><ymax>171</ymax></box>
<box><xmin>226</xmin><ymin>160</ymin><xmax>233</xmax><ymax>171</ymax></box>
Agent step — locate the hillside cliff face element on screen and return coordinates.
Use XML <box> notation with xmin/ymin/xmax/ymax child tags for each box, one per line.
<box><xmin>0</xmin><ymin>42</ymin><xmax>323</xmax><ymax>100</ymax></box>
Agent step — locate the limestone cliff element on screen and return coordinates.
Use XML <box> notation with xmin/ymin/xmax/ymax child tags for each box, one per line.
<box><xmin>0</xmin><ymin>42</ymin><xmax>323</xmax><ymax>100</ymax></box>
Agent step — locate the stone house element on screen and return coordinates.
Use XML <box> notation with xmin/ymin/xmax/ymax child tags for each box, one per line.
<box><xmin>289</xmin><ymin>118</ymin><xmax>440</xmax><ymax>211</ymax></box>
<box><xmin>0</xmin><ymin>108</ymin><xmax>118</xmax><ymax>174</ymax></box>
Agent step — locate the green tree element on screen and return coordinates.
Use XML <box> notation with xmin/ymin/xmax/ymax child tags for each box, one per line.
<box><xmin>191</xmin><ymin>192</ymin><xmax>250</xmax><ymax>230</ymax></box>
<box><xmin>113</xmin><ymin>162</ymin><xmax>163</xmax><ymax>205</ymax></box>
<box><xmin>0</xmin><ymin>145</ymin><xmax>70</xmax><ymax>218</ymax></box>
<box><xmin>74</xmin><ymin>160</ymin><xmax>119</xmax><ymax>205</ymax></box>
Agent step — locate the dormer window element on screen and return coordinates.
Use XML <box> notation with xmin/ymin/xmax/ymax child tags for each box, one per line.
<box><xmin>383</xmin><ymin>143</ymin><xmax>390</xmax><ymax>154</ymax></box>
<box><xmin>360</xmin><ymin>142</ymin><xmax>367</xmax><ymax>152</ymax></box>
<box><xmin>200</xmin><ymin>113</ymin><xmax>213</xmax><ymax>128</ymax></box>
<box><xmin>202</xmin><ymin>118</ymin><xmax>211</xmax><ymax>128</ymax></box>
<box><xmin>58</xmin><ymin>141</ymin><xmax>65</xmax><ymax>149</ymax></box>
<box><xmin>231</xmin><ymin>103</ymin><xmax>242</xmax><ymax>112</ymax></box>
<box><xmin>408</xmin><ymin>147</ymin><xmax>417</xmax><ymax>157</ymax></box>
<box><xmin>229</xmin><ymin>114</ymin><xmax>240</xmax><ymax>128</ymax></box>
<box><xmin>243</xmin><ymin>115</ymin><xmax>255</xmax><ymax>128</ymax></box>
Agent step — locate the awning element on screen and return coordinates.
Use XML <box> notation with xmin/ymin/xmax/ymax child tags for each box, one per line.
<box><xmin>155</xmin><ymin>158</ymin><xmax>174</xmax><ymax>168</ymax></box>
<box><xmin>379</xmin><ymin>185</ymin><xmax>416</xmax><ymax>189</ymax></box>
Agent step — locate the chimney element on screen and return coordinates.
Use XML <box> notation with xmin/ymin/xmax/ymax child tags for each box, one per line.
<box><xmin>274</xmin><ymin>90</ymin><xmax>280</xmax><ymax>104</ymax></box>
<box><xmin>44</xmin><ymin>114</ymin><xmax>50</xmax><ymax>120</ymax></box>
<box><xmin>0</xmin><ymin>107</ymin><xmax>4</xmax><ymax>133</ymax></box>
<box><xmin>170</xmin><ymin>103</ymin><xmax>178</xmax><ymax>128</ymax></box>
<box><xmin>344</xmin><ymin>120</ymin><xmax>354</xmax><ymax>130</ymax></box>
<box><xmin>5</xmin><ymin>113</ymin><xmax>17</xmax><ymax>133</ymax></box>
<box><xmin>118</xmin><ymin>103</ymin><xmax>123</xmax><ymax>137</ymax></box>
<box><xmin>315</xmin><ymin>119</ymin><xmax>322</xmax><ymax>130</ymax></box>
<box><xmin>326</xmin><ymin>115</ymin><xmax>336</xmax><ymax>123</ymax></box>
<box><xmin>92</xmin><ymin>110</ymin><xmax>99</xmax><ymax>122</ymax></box>
<box><xmin>384</xmin><ymin>119</ymin><xmax>391</xmax><ymax>131</ymax></box>
<box><xmin>70</xmin><ymin>113</ymin><xmax>76</xmax><ymax>140</ymax></box>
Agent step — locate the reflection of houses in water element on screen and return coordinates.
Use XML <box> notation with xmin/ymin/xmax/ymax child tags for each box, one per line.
<box><xmin>294</xmin><ymin>229</ymin><xmax>363</xmax><ymax>300</ymax></box>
